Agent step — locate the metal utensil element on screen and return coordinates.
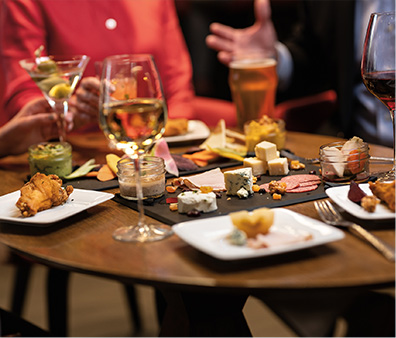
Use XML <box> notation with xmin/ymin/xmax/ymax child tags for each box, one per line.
<box><xmin>314</xmin><ymin>200</ymin><xmax>395</xmax><ymax>261</ymax></box>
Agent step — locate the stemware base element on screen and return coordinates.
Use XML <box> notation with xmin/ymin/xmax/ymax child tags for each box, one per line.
<box><xmin>112</xmin><ymin>224</ymin><xmax>173</xmax><ymax>242</ymax></box>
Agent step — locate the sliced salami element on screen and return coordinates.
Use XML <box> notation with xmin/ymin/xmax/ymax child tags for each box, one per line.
<box><xmin>298</xmin><ymin>180</ymin><xmax>321</xmax><ymax>187</ymax></box>
<box><xmin>287</xmin><ymin>184</ymin><xmax>318</xmax><ymax>193</ymax></box>
<box><xmin>281</xmin><ymin>174</ymin><xmax>320</xmax><ymax>183</ymax></box>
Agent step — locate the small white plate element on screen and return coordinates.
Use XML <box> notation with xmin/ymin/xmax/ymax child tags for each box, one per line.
<box><xmin>173</xmin><ymin>209</ymin><xmax>344</xmax><ymax>260</ymax></box>
<box><xmin>326</xmin><ymin>184</ymin><xmax>395</xmax><ymax>220</ymax></box>
<box><xmin>0</xmin><ymin>189</ymin><xmax>114</xmax><ymax>225</ymax></box>
<box><xmin>164</xmin><ymin>120</ymin><xmax>210</xmax><ymax>144</ymax></box>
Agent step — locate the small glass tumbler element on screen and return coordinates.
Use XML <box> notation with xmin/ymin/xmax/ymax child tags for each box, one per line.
<box><xmin>117</xmin><ymin>156</ymin><xmax>166</xmax><ymax>200</ymax></box>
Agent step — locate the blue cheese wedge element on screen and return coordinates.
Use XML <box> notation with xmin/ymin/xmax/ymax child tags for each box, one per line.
<box><xmin>243</xmin><ymin>157</ymin><xmax>268</xmax><ymax>176</ymax></box>
<box><xmin>254</xmin><ymin>141</ymin><xmax>278</xmax><ymax>161</ymax></box>
<box><xmin>177</xmin><ymin>191</ymin><xmax>217</xmax><ymax>214</ymax></box>
<box><xmin>224</xmin><ymin>167</ymin><xmax>253</xmax><ymax>196</ymax></box>
<box><xmin>268</xmin><ymin>157</ymin><xmax>289</xmax><ymax>176</ymax></box>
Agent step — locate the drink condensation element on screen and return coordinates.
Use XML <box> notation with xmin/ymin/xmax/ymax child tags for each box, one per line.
<box><xmin>229</xmin><ymin>58</ymin><xmax>278</xmax><ymax>130</ymax></box>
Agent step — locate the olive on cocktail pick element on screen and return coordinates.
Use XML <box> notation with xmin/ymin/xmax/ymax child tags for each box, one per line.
<box><xmin>34</xmin><ymin>45</ymin><xmax>57</xmax><ymax>74</ymax></box>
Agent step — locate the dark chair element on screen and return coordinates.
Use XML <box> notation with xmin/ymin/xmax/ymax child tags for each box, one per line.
<box><xmin>10</xmin><ymin>263</ymin><xmax>141</xmax><ymax>337</ymax></box>
<box><xmin>274</xmin><ymin>90</ymin><xmax>338</xmax><ymax>133</ymax></box>
<box><xmin>0</xmin><ymin>307</ymin><xmax>50</xmax><ymax>337</ymax></box>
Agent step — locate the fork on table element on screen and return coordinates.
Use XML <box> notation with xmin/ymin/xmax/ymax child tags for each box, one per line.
<box><xmin>314</xmin><ymin>200</ymin><xmax>395</xmax><ymax>262</ymax></box>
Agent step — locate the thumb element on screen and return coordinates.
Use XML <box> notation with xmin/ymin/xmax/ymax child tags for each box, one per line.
<box><xmin>254</xmin><ymin>0</ymin><xmax>272</xmax><ymax>23</ymax></box>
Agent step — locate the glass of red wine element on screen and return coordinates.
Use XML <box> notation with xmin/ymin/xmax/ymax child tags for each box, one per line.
<box><xmin>361</xmin><ymin>11</ymin><xmax>395</xmax><ymax>181</ymax></box>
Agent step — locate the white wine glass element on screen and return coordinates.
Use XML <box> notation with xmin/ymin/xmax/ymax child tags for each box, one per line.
<box><xmin>99</xmin><ymin>54</ymin><xmax>172</xmax><ymax>242</ymax></box>
<box><xmin>20</xmin><ymin>53</ymin><xmax>90</xmax><ymax>142</ymax></box>
<box><xmin>361</xmin><ymin>11</ymin><xmax>395</xmax><ymax>181</ymax></box>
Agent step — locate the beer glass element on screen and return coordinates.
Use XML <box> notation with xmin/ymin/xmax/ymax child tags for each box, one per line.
<box><xmin>229</xmin><ymin>54</ymin><xmax>278</xmax><ymax>130</ymax></box>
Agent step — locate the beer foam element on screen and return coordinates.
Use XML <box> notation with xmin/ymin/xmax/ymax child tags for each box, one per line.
<box><xmin>229</xmin><ymin>58</ymin><xmax>277</xmax><ymax>69</ymax></box>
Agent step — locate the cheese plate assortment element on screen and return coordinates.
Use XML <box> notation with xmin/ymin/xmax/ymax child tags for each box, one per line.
<box><xmin>113</xmin><ymin>162</ymin><xmax>326</xmax><ymax>225</ymax></box>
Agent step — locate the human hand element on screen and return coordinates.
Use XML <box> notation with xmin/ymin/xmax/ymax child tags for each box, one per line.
<box><xmin>205</xmin><ymin>0</ymin><xmax>278</xmax><ymax>65</ymax></box>
<box><xmin>69</xmin><ymin>76</ymin><xmax>100</xmax><ymax>130</ymax></box>
<box><xmin>0</xmin><ymin>97</ymin><xmax>67</xmax><ymax>157</ymax></box>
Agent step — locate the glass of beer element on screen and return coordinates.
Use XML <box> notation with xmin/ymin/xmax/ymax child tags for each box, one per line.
<box><xmin>229</xmin><ymin>53</ymin><xmax>278</xmax><ymax>130</ymax></box>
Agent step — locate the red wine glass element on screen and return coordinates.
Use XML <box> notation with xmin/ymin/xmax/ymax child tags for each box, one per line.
<box><xmin>361</xmin><ymin>11</ymin><xmax>395</xmax><ymax>181</ymax></box>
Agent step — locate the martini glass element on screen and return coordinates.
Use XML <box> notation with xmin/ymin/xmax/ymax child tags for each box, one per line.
<box><xmin>20</xmin><ymin>54</ymin><xmax>90</xmax><ymax>142</ymax></box>
<box><xmin>361</xmin><ymin>12</ymin><xmax>395</xmax><ymax>181</ymax></box>
<box><xmin>99</xmin><ymin>54</ymin><xmax>172</xmax><ymax>242</ymax></box>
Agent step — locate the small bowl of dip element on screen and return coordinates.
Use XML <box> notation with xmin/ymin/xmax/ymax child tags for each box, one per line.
<box><xmin>28</xmin><ymin>142</ymin><xmax>73</xmax><ymax>178</ymax></box>
<box><xmin>117</xmin><ymin>156</ymin><xmax>166</xmax><ymax>200</ymax></box>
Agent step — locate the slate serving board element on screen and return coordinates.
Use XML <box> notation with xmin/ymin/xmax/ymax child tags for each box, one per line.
<box><xmin>113</xmin><ymin>164</ymin><xmax>328</xmax><ymax>225</ymax></box>
<box><xmin>62</xmin><ymin>159</ymin><xmax>242</xmax><ymax>191</ymax></box>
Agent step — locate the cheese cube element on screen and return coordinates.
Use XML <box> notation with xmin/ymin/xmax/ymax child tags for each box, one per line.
<box><xmin>224</xmin><ymin>168</ymin><xmax>253</xmax><ymax>196</ymax></box>
<box><xmin>177</xmin><ymin>191</ymin><xmax>217</xmax><ymax>214</ymax></box>
<box><xmin>255</xmin><ymin>141</ymin><xmax>278</xmax><ymax>161</ymax></box>
<box><xmin>243</xmin><ymin>157</ymin><xmax>268</xmax><ymax>176</ymax></box>
<box><xmin>268</xmin><ymin>157</ymin><xmax>289</xmax><ymax>176</ymax></box>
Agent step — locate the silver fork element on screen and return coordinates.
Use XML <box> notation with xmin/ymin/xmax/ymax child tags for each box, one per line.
<box><xmin>314</xmin><ymin>200</ymin><xmax>395</xmax><ymax>261</ymax></box>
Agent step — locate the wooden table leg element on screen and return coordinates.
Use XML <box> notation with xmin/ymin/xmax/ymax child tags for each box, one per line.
<box><xmin>159</xmin><ymin>290</ymin><xmax>251</xmax><ymax>337</ymax></box>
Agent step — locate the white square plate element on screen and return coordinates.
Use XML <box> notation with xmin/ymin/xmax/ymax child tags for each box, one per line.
<box><xmin>0</xmin><ymin>189</ymin><xmax>114</xmax><ymax>225</ymax></box>
<box><xmin>173</xmin><ymin>209</ymin><xmax>344</xmax><ymax>260</ymax></box>
<box><xmin>164</xmin><ymin>120</ymin><xmax>210</xmax><ymax>144</ymax></box>
<box><xmin>326</xmin><ymin>183</ymin><xmax>395</xmax><ymax>220</ymax></box>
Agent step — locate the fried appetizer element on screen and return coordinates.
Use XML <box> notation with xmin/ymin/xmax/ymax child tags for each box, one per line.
<box><xmin>368</xmin><ymin>180</ymin><xmax>395</xmax><ymax>212</ymax></box>
<box><xmin>16</xmin><ymin>173</ymin><xmax>73</xmax><ymax>217</ymax></box>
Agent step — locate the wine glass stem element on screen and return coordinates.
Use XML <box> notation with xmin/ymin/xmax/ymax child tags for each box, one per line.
<box><xmin>54</xmin><ymin>100</ymin><xmax>68</xmax><ymax>142</ymax></box>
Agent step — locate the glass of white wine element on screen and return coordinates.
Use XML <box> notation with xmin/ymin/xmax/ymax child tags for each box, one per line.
<box><xmin>99</xmin><ymin>54</ymin><xmax>173</xmax><ymax>242</ymax></box>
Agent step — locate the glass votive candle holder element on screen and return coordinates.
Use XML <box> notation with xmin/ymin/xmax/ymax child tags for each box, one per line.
<box><xmin>117</xmin><ymin>156</ymin><xmax>166</xmax><ymax>200</ymax></box>
<box><xmin>28</xmin><ymin>142</ymin><xmax>72</xmax><ymax>178</ymax></box>
<box><xmin>319</xmin><ymin>141</ymin><xmax>370</xmax><ymax>182</ymax></box>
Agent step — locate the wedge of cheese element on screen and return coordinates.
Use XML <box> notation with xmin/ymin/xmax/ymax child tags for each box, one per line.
<box><xmin>224</xmin><ymin>167</ymin><xmax>253</xmax><ymax>196</ymax></box>
<box><xmin>177</xmin><ymin>191</ymin><xmax>217</xmax><ymax>214</ymax></box>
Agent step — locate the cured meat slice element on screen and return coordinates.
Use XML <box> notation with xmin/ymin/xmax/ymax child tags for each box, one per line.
<box><xmin>287</xmin><ymin>184</ymin><xmax>318</xmax><ymax>193</ymax></box>
<box><xmin>281</xmin><ymin>174</ymin><xmax>320</xmax><ymax>183</ymax></box>
<box><xmin>298</xmin><ymin>180</ymin><xmax>321</xmax><ymax>187</ymax></box>
<box><xmin>180</xmin><ymin>167</ymin><xmax>226</xmax><ymax>191</ymax></box>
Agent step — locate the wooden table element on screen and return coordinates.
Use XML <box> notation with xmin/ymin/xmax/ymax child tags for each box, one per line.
<box><xmin>0</xmin><ymin>131</ymin><xmax>394</xmax><ymax>337</ymax></box>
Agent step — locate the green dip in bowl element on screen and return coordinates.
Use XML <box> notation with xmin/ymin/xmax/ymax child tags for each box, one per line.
<box><xmin>28</xmin><ymin>142</ymin><xmax>72</xmax><ymax>178</ymax></box>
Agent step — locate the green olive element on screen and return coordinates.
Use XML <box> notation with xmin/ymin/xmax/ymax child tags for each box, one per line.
<box><xmin>48</xmin><ymin>83</ymin><xmax>72</xmax><ymax>99</ymax></box>
<box><xmin>37</xmin><ymin>76</ymin><xmax>67</xmax><ymax>93</ymax></box>
<box><xmin>37</xmin><ymin>60</ymin><xmax>58</xmax><ymax>74</ymax></box>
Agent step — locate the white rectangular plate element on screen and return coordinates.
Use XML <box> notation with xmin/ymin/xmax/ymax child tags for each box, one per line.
<box><xmin>326</xmin><ymin>183</ymin><xmax>395</xmax><ymax>220</ymax></box>
<box><xmin>173</xmin><ymin>209</ymin><xmax>344</xmax><ymax>260</ymax></box>
<box><xmin>0</xmin><ymin>189</ymin><xmax>114</xmax><ymax>225</ymax></box>
<box><xmin>164</xmin><ymin>120</ymin><xmax>210</xmax><ymax>144</ymax></box>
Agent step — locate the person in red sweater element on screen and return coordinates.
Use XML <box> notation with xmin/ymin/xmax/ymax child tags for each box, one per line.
<box><xmin>0</xmin><ymin>0</ymin><xmax>196</xmax><ymax>127</ymax></box>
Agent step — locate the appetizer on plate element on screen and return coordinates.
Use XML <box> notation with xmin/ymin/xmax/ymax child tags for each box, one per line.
<box><xmin>16</xmin><ymin>173</ymin><xmax>73</xmax><ymax>217</ymax></box>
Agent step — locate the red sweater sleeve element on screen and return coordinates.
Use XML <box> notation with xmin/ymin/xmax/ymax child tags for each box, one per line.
<box><xmin>0</xmin><ymin>0</ymin><xmax>46</xmax><ymax>126</ymax></box>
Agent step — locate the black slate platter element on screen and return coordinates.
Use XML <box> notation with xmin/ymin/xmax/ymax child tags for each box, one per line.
<box><xmin>62</xmin><ymin>159</ymin><xmax>242</xmax><ymax>191</ymax></box>
<box><xmin>113</xmin><ymin>164</ymin><xmax>327</xmax><ymax>225</ymax></box>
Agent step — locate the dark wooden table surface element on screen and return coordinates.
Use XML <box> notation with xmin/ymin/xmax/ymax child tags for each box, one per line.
<box><xmin>0</xmin><ymin>131</ymin><xmax>394</xmax><ymax>336</ymax></box>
